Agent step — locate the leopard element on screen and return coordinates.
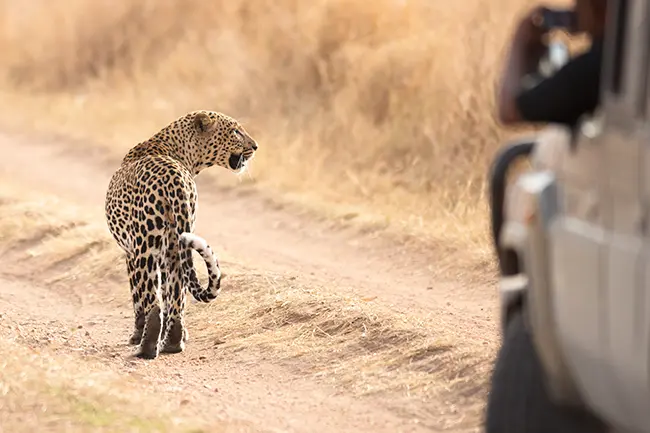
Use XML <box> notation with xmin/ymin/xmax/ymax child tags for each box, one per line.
<box><xmin>104</xmin><ymin>110</ymin><xmax>258</xmax><ymax>359</ymax></box>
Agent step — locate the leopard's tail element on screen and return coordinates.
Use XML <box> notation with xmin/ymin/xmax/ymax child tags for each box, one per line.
<box><xmin>179</xmin><ymin>233</ymin><xmax>222</xmax><ymax>303</ymax></box>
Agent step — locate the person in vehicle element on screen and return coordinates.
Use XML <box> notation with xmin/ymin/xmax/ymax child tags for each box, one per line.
<box><xmin>496</xmin><ymin>0</ymin><xmax>608</xmax><ymax>128</ymax></box>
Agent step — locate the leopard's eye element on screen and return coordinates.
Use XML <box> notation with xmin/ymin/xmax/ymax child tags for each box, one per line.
<box><xmin>233</xmin><ymin>130</ymin><xmax>243</xmax><ymax>140</ymax></box>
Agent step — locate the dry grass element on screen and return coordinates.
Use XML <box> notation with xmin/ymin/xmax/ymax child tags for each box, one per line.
<box><xmin>0</xmin><ymin>180</ymin><xmax>495</xmax><ymax>431</ymax></box>
<box><xmin>197</xmin><ymin>272</ymin><xmax>493</xmax><ymax>401</ymax></box>
<box><xmin>0</xmin><ymin>337</ymin><xmax>212</xmax><ymax>433</ymax></box>
<box><xmin>0</xmin><ymin>0</ymin><xmax>557</xmax><ymax>266</ymax></box>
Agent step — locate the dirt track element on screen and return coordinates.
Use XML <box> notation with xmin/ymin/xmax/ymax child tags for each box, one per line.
<box><xmin>0</xmin><ymin>132</ymin><xmax>499</xmax><ymax>432</ymax></box>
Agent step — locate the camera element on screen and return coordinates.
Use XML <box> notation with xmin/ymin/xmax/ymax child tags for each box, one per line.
<box><xmin>535</xmin><ymin>8</ymin><xmax>577</xmax><ymax>32</ymax></box>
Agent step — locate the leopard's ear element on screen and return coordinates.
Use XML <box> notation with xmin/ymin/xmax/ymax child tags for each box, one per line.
<box><xmin>193</xmin><ymin>112</ymin><xmax>215</xmax><ymax>132</ymax></box>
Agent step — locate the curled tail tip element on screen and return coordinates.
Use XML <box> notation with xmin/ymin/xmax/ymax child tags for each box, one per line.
<box><xmin>180</xmin><ymin>232</ymin><xmax>222</xmax><ymax>302</ymax></box>
<box><xmin>189</xmin><ymin>274</ymin><xmax>223</xmax><ymax>303</ymax></box>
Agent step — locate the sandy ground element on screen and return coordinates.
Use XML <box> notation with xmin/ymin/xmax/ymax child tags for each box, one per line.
<box><xmin>0</xmin><ymin>132</ymin><xmax>499</xmax><ymax>432</ymax></box>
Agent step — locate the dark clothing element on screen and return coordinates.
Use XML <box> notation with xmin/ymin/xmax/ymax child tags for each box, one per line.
<box><xmin>515</xmin><ymin>38</ymin><xmax>603</xmax><ymax>127</ymax></box>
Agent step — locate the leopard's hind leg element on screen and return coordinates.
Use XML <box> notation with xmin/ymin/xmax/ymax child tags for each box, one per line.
<box><xmin>131</xmin><ymin>235</ymin><xmax>164</xmax><ymax>360</ymax></box>
<box><xmin>126</xmin><ymin>256</ymin><xmax>145</xmax><ymax>345</ymax></box>
<box><xmin>160</xmin><ymin>230</ymin><xmax>187</xmax><ymax>354</ymax></box>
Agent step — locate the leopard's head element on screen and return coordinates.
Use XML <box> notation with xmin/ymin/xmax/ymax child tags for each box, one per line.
<box><xmin>187</xmin><ymin>110</ymin><xmax>258</xmax><ymax>174</ymax></box>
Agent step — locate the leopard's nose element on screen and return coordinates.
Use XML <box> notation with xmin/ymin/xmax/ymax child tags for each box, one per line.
<box><xmin>251</xmin><ymin>142</ymin><xmax>258</xmax><ymax>151</ymax></box>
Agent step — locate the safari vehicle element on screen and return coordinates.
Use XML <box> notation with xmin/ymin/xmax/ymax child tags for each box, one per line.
<box><xmin>484</xmin><ymin>1</ymin><xmax>650</xmax><ymax>432</ymax></box>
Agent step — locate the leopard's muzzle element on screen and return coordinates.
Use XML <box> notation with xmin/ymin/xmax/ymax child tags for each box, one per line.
<box><xmin>228</xmin><ymin>149</ymin><xmax>255</xmax><ymax>171</ymax></box>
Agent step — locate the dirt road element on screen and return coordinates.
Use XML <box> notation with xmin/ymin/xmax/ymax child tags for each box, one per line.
<box><xmin>0</xmin><ymin>132</ymin><xmax>498</xmax><ymax>432</ymax></box>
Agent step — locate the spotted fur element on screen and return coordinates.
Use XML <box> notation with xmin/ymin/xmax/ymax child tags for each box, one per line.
<box><xmin>104</xmin><ymin>110</ymin><xmax>258</xmax><ymax>359</ymax></box>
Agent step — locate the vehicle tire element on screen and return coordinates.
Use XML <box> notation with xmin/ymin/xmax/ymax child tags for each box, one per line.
<box><xmin>484</xmin><ymin>307</ymin><xmax>609</xmax><ymax>433</ymax></box>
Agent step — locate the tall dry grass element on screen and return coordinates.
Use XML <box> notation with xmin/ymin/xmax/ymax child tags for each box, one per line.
<box><xmin>0</xmin><ymin>0</ymin><xmax>545</xmax><ymax>259</ymax></box>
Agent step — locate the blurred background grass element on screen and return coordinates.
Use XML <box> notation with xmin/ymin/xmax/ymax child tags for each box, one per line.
<box><xmin>0</xmin><ymin>0</ymin><xmax>555</xmax><ymax>266</ymax></box>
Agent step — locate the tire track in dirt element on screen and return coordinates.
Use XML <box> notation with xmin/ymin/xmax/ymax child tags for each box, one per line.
<box><xmin>0</xmin><ymin>257</ymin><xmax>433</xmax><ymax>432</ymax></box>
